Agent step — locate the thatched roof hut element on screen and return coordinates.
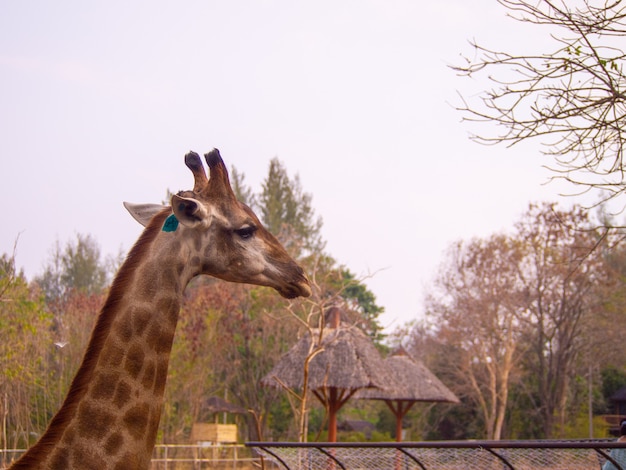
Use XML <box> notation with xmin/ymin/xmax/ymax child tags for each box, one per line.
<box><xmin>202</xmin><ymin>396</ymin><xmax>247</xmax><ymax>416</ymax></box>
<box><xmin>263</xmin><ymin>327</ymin><xmax>391</xmax><ymax>391</ymax></box>
<box><xmin>197</xmin><ymin>396</ymin><xmax>248</xmax><ymax>424</ymax></box>
<box><xmin>262</xmin><ymin>307</ymin><xmax>392</xmax><ymax>442</ymax></box>
<box><xmin>356</xmin><ymin>348</ymin><xmax>459</xmax><ymax>441</ymax></box>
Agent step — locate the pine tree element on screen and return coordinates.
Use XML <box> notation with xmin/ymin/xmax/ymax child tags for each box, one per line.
<box><xmin>259</xmin><ymin>158</ymin><xmax>324</xmax><ymax>258</ymax></box>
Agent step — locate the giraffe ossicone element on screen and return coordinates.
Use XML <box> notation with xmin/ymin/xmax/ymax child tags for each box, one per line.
<box><xmin>10</xmin><ymin>149</ymin><xmax>311</xmax><ymax>470</ymax></box>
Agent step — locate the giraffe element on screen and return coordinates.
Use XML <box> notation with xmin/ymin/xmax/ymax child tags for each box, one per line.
<box><xmin>9</xmin><ymin>149</ymin><xmax>311</xmax><ymax>470</ymax></box>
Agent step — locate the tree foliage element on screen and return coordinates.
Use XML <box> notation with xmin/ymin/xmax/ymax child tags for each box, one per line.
<box><xmin>35</xmin><ymin>233</ymin><xmax>110</xmax><ymax>304</ymax></box>
<box><xmin>425</xmin><ymin>233</ymin><xmax>527</xmax><ymax>439</ymax></box>
<box><xmin>230</xmin><ymin>165</ymin><xmax>257</xmax><ymax>208</ymax></box>
<box><xmin>514</xmin><ymin>203</ymin><xmax>607</xmax><ymax>437</ymax></box>
<box><xmin>412</xmin><ymin>202</ymin><xmax>618</xmax><ymax>439</ymax></box>
<box><xmin>331</xmin><ymin>269</ymin><xmax>386</xmax><ymax>344</ymax></box>
<box><xmin>259</xmin><ymin>158</ymin><xmax>324</xmax><ymax>257</ymax></box>
<box><xmin>0</xmin><ymin>251</ymin><xmax>52</xmax><ymax>450</ymax></box>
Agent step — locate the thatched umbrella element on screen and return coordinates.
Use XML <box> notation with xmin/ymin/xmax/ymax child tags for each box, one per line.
<box><xmin>356</xmin><ymin>348</ymin><xmax>459</xmax><ymax>441</ymax></box>
<box><xmin>262</xmin><ymin>308</ymin><xmax>392</xmax><ymax>442</ymax></box>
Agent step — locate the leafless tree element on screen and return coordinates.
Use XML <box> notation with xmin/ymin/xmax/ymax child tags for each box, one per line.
<box><xmin>265</xmin><ymin>256</ymin><xmax>382</xmax><ymax>442</ymax></box>
<box><xmin>454</xmin><ymin>0</ymin><xmax>626</xmax><ymax>207</ymax></box>
<box><xmin>514</xmin><ymin>203</ymin><xmax>608</xmax><ymax>437</ymax></box>
<box><xmin>424</xmin><ymin>234</ymin><xmax>528</xmax><ymax>440</ymax></box>
<box><xmin>422</xmin><ymin>203</ymin><xmax>612</xmax><ymax>438</ymax></box>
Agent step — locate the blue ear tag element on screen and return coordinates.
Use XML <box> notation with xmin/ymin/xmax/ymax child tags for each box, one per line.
<box><xmin>162</xmin><ymin>214</ymin><xmax>179</xmax><ymax>232</ymax></box>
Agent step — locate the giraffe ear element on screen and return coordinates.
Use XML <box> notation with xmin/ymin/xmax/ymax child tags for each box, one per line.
<box><xmin>124</xmin><ymin>202</ymin><xmax>170</xmax><ymax>227</ymax></box>
<box><xmin>171</xmin><ymin>194</ymin><xmax>210</xmax><ymax>228</ymax></box>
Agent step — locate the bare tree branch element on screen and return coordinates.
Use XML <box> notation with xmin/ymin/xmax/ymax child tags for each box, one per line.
<box><xmin>454</xmin><ymin>0</ymin><xmax>626</xmax><ymax>206</ymax></box>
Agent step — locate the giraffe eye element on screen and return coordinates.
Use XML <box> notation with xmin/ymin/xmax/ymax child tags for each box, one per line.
<box><xmin>234</xmin><ymin>225</ymin><xmax>257</xmax><ymax>240</ymax></box>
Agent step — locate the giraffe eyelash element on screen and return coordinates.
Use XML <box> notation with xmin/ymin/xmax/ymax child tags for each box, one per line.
<box><xmin>234</xmin><ymin>225</ymin><xmax>257</xmax><ymax>240</ymax></box>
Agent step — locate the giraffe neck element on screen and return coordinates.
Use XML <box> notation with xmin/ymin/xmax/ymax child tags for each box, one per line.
<box><xmin>12</xmin><ymin>212</ymin><xmax>192</xmax><ymax>470</ymax></box>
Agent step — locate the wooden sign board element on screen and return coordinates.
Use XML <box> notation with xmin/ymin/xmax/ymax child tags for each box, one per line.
<box><xmin>191</xmin><ymin>423</ymin><xmax>238</xmax><ymax>443</ymax></box>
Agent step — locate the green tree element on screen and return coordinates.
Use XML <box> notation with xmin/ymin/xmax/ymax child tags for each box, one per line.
<box><xmin>332</xmin><ymin>269</ymin><xmax>386</xmax><ymax>344</ymax></box>
<box><xmin>0</xmin><ymin>251</ymin><xmax>52</xmax><ymax>450</ymax></box>
<box><xmin>35</xmin><ymin>233</ymin><xmax>109</xmax><ymax>303</ymax></box>
<box><xmin>601</xmin><ymin>367</ymin><xmax>626</xmax><ymax>413</ymax></box>
<box><xmin>59</xmin><ymin>233</ymin><xmax>107</xmax><ymax>295</ymax></box>
<box><xmin>259</xmin><ymin>158</ymin><xmax>324</xmax><ymax>257</ymax></box>
<box><xmin>230</xmin><ymin>165</ymin><xmax>257</xmax><ymax>208</ymax></box>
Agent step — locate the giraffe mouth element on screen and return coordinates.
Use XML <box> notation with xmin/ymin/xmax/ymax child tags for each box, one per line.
<box><xmin>279</xmin><ymin>279</ymin><xmax>312</xmax><ymax>299</ymax></box>
<box><xmin>266</xmin><ymin>262</ymin><xmax>311</xmax><ymax>299</ymax></box>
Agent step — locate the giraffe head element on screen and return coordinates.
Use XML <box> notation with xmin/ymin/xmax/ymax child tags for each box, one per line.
<box><xmin>125</xmin><ymin>149</ymin><xmax>311</xmax><ymax>299</ymax></box>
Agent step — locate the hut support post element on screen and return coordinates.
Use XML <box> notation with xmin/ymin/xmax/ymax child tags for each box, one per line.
<box><xmin>385</xmin><ymin>400</ymin><xmax>415</xmax><ymax>442</ymax></box>
<box><xmin>315</xmin><ymin>387</ymin><xmax>356</xmax><ymax>442</ymax></box>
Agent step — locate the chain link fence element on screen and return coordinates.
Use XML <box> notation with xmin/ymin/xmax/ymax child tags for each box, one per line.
<box><xmin>1</xmin><ymin>444</ymin><xmax>273</xmax><ymax>470</ymax></box>
<box><xmin>4</xmin><ymin>441</ymin><xmax>625</xmax><ymax>469</ymax></box>
<box><xmin>248</xmin><ymin>440</ymin><xmax>626</xmax><ymax>470</ymax></box>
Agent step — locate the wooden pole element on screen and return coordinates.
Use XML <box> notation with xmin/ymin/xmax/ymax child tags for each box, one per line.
<box><xmin>328</xmin><ymin>388</ymin><xmax>338</xmax><ymax>442</ymax></box>
<box><xmin>385</xmin><ymin>400</ymin><xmax>415</xmax><ymax>442</ymax></box>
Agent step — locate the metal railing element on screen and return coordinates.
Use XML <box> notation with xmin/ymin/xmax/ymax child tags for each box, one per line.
<box><xmin>247</xmin><ymin>440</ymin><xmax>626</xmax><ymax>470</ymax></box>
<box><xmin>151</xmin><ymin>444</ymin><xmax>274</xmax><ymax>469</ymax></box>
<box><xmin>1</xmin><ymin>444</ymin><xmax>276</xmax><ymax>470</ymax></box>
<box><xmin>4</xmin><ymin>440</ymin><xmax>626</xmax><ymax>469</ymax></box>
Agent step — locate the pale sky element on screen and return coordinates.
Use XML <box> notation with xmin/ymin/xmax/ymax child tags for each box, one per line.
<box><xmin>1</xmin><ymin>1</ymin><xmax>577</xmax><ymax>333</ymax></box>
